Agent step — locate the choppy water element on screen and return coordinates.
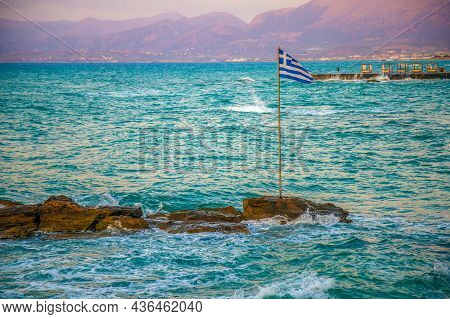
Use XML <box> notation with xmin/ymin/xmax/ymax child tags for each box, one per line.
<box><xmin>0</xmin><ymin>62</ymin><xmax>449</xmax><ymax>298</ymax></box>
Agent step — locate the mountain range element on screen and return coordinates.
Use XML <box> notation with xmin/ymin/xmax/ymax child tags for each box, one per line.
<box><xmin>0</xmin><ymin>0</ymin><xmax>449</xmax><ymax>61</ymax></box>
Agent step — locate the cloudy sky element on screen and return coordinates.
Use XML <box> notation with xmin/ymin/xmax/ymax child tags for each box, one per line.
<box><xmin>0</xmin><ymin>0</ymin><xmax>310</xmax><ymax>22</ymax></box>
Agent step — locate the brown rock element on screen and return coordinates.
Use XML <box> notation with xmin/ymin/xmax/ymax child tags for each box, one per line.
<box><xmin>0</xmin><ymin>226</ymin><xmax>35</xmax><ymax>240</ymax></box>
<box><xmin>148</xmin><ymin>207</ymin><xmax>249</xmax><ymax>234</ymax></box>
<box><xmin>0</xmin><ymin>200</ymin><xmax>23</xmax><ymax>208</ymax></box>
<box><xmin>243</xmin><ymin>196</ymin><xmax>351</xmax><ymax>223</ymax></box>
<box><xmin>153</xmin><ymin>206</ymin><xmax>242</xmax><ymax>223</ymax></box>
<box><xmin>95</xmin><ymin>216</ymin><xmax>149</xmax><ymax>231</ymax></box>
<box><xmin>0</xmin><ymin>195</ymin><xmax>149</xmax><ymax>239</ymax></box>
<box><xmin>38</xmin><ymin>195</ymin><xmax>145</xmax><ymax>232</ymax></box>
<box><xmin>0</xmin><ymin>204</ymin><xmax>39</xmax><ymax>239</ymax></box>
<box><xmin>165</xmin><ymin>223</ymin><xmax>250</xmax><ymax>234</ymax></box>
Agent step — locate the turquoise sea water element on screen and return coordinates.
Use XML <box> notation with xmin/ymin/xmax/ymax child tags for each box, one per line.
<box><xmin>0</xmin><ymin>62</ymin><xmax>449</xmax><ymax>298</ymax></box>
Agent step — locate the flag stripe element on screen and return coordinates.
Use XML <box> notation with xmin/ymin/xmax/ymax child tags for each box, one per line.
<box><xmin>278</xmin><ymin>48</ymin><xmax>314</xmax><ymax>84</ymax></box>
<box><xmin>280</xmin><ymin>69</ymin><xmax>313</xmax><ymax>82</ymax></box>
<box><xmin>280</xmin><ymin>73</ymin><xmax>313</xmax><ymax>84</ymax></box>
<box><xmin>284</xmin><ymin>58</ymin><xmax>311</xmax><ymax>74</ymax></box>
<box><xmin>280</xmin><ymin>66</ymin><xmax>314</xmax><ymax>81</ymax></box>
<box><xmin>280</xmin><ymin>72</ymin><xmax>313</xmax><ymax>84</ymax></box>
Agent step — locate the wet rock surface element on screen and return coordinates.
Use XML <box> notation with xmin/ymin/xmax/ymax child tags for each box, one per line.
<box><xmin>243</xmin><ymin>196</ymin><xmax>352</xmax><ymax>223</ymax></box>
<box><xmin>0</xmin><ymin>204</ymin><xmax>40</xmax><ymax>239</ymax></box>
<box><xmin>148</xmin><ymin>206</ymin><xmax>250</xmax><ymax>234</ymax></box>
<box><xmin>1</xmin><ymin>195</ymin><xmax>351</xmax><ymax>239</ymax></box>
<box><xmin>0</xmin><ymin>199</ymin><xmax>23</xmax><ymax>208</ymax></box>
<box><xmin>0</xmin><ymin>195</ymin><xmax>148</xmax><ymax>239</ymax></box>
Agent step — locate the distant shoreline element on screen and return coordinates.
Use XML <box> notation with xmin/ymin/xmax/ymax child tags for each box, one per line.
<box><xmin>0</xmin><ymin>57</ymin><xmax>449</xmax><ymax>64</ymax></box>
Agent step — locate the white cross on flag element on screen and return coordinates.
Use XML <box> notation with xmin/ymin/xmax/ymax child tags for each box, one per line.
<box><xmin>278</xmin><ymin>48</ymin><xmax>314</xmax><ymax>84</ymax></box>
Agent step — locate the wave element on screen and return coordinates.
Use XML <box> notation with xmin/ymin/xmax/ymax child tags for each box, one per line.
<box><xmin>254</xmin><ymin>271</ymin><xmax>334</xmax><ymax>299</ymax></box>
<box><xmin>97</xmin><ymin>193</ymin><xmax>119</xmax><ymax>206</ymax></box>
<box><xmin>291</xmin><ymin>105</ymin><xmax>340</xmax><ymax>116</ymax></box>
<box><xmin>433</xmin><ymin>261</ymin><xmax>449</xmax><ymax>277</ymax></box>
<box><xmin>88</xmin><ymin>89</ymin><xmax>162</xmax><ymax>98</ymax></box>
<box><xmin>248</xmin><ymin>209</ymin><xmax>340</xmax><ymax>227</ymax></box>
<box><xmin>228</xmin><ymin>93</ymin><xmax>272</xmax><ymax>113</ymax></box>
<box><xmin>293</xmin><ymin>212</ymin><xmax>340</xmax><ymax>225</ymax></box>
<box><xmin>238</xmin><ymin>77</ymin><xmax>256</xmax><ymax>83</ymax></box>
<box><xmin>320</xmin><ymin>76</ymin><xmax>364</xmax><ymax>82</ymax></box>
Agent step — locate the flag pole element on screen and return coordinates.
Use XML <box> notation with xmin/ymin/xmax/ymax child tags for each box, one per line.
<box><xmin>277</xmin><ymin>47</ymin><xmax>282</xmax><ymax>199</ymax></box>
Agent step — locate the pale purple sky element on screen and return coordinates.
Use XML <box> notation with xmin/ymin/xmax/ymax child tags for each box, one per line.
<box><xmin>0</xmin><ymin>0</ymin><xmax>311</xmax><ymax>22</ymax></box>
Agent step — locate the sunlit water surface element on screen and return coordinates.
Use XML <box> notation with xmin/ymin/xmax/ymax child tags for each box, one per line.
<box><xmin>0</xmin><ymin>62</ymin><xmax>449</xmax><ymax>298</ymax></box>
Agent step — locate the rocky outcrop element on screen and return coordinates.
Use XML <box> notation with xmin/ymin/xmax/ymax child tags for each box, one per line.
<box><xmin>0</xmin><ymin>195</ymin><xmax>148</xmax><ymax>239</ymax></box>
<box><xmin>0</xmin><ymin>204</ymin><xmax>40</xmax><ymax>239</ymax></box>
<box><xmin>1</xmin><ymin>195</ymin><xmax>352</xmax><ymax>239</ymax></box>
<box><xmin>0</xmin><ymin>199</ymin><xmax>23</xmax><ymax>208</ymax></box>
<box><xmin>243</xmin><ymin>196</ymin><xmax>351</xmax><ymax>223</ymax></box>
<box><xmin>148</xmin><ymin>206</ymin><xmax>249</xmax><ymax>234</ymax></box>
<box><xmin>38</xmin><ymin>195</ymin><xmax>145</xmax><ymax>232</ymax></box>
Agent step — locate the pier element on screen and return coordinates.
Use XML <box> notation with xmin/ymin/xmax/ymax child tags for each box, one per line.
<box><xmin>313</xmin><ymin>73</ymin><xmax>450</xmax><ymax>81</ymax></box>
<box><xmin>313</xmin><ymin>62</ymin><xmax>449</xmax><ymax>81</ymax></box>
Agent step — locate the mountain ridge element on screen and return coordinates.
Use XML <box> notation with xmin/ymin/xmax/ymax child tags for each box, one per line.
<box><xmin>0</xmin><ymin>0</ymin><xmax>448</xmax><ymax>61</ymax></box>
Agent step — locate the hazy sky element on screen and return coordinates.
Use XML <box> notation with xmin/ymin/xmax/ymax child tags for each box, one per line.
<box><xmin>0</xmin><ymin>0</ymin><xmax>311</xmax><ymax>22</ymax></box>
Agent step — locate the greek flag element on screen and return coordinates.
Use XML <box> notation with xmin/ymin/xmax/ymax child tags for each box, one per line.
<box><xmin>279</xmin><ymin>48</ymin><xmax>314</xmax><ymax>84</ymax></box>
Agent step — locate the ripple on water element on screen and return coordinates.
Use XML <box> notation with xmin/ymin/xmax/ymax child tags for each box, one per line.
<box><xmin>0</xmin><ymin>62</ymin><xmax>449</xmax><ymax>298</ymax></box>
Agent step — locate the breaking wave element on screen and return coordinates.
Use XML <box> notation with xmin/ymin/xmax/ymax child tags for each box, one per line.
<box><xmin>228</xmin><ymin>93</ymin><xmax>271</xmax><ymax>113</ymax></box>
<box><xmin>97</xmin><ymin>193</ymin><xmax>119</xmax><ymax>206</ymax></box>
<box><xmin>238</xmin><ymin>77</ymin><xmax>256</xmax><ymax>83</ymax></box>
<box><xmin>433</xmin><ymin>261</ymin><xmax>449</xmax><ymax>277</ymax></box>
<box><xmin>254</xmin><ymin>271</ymin><xmax>335</xmax><ymax>299</ymax></box>
<box><xmin>291</xmin><ymin>105</ymin><xmax>340</xmax><ymax>116</ymax></box>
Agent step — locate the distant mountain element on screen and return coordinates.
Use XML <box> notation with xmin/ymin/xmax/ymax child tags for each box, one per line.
<box><xmin>0</xmin><ymin>11</ymin><xmax>183</xmax><ymax>53</ymax></box>
<box><xmin>246</xmin><ymin>0</ymin><xmax>449</xmax><ymax>53</ymax></box>
<box><xmin>95</xmin><ymin>12</ymin><xmax>247</xmax><ymax>55</ymax></box>
<box><xmin>0</xmin><ymin>0</ymin><xmax>449</xmax><ymax>61</ymax></box>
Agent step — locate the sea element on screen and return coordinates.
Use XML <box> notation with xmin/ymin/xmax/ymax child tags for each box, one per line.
<box><xmin>0</xmin><ymin>61</ymin><xmax>449</xmax><ymax>298</ymax></box>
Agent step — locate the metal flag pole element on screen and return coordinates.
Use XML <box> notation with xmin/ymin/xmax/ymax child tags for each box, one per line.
<box><xmin>277</xmin><ymin>47</ymin><xmax>282</xmax><ymax>199</ymax></box>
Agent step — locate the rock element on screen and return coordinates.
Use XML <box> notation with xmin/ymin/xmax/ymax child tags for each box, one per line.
<box><xmin>95</xmin><ymin>216</ymin><xmax>149</xmax><ymax>231</ymax></box>
<box><xmin>0</xmin><ymin>226</ymin><xmax>35</xmax><ymax>240</ymax></box>
<box><xmin>0</xmin><ymin>195</ymin><xmax>351</xmax><ymax>239</ymax></box>
<box><xmin>243</xmin><ymin>196</ymin><xmax>351</xmax><ymax>223</ymax></box>
<box><xmin>0</xmin><ymin>199</ymin><xmax>23</xmax><ymax>208</ymax></box>
<box><xmin>156</xmin><ymin>222</ymin><xmax>250</xmax><ymax>234</ymax></box>
<box><xmin>152</xmin><ymin>206</ymin><xmax>242</xmax><ymax>223</ymax></box>
<box><xmin>0</xmin><ymin>195</ymin><xmax>149</xmax><ymax>239</ymax></box>
<box><xmin>38</xmin><ymin>195</ymin><xmax>144</xmax><ymax>232</ymax></box>
<box><xmin>148</xmin><ymin>207</ymin><xmax>249</xmax><ymax>234</ymax></box>
<box><xmin>0</xmin><ymin>204</ymin><xmax>39</xmax><ymax>239</ymax></box>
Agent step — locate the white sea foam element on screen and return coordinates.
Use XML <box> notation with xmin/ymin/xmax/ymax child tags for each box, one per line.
<box><xmin>291</xmin><ymin>105</ymin><xmax>339</xmax><ymax>116</ymax></box>
<box><xmin>157</xmin><ymin>201</ymin><xmax>166</xmax><ymax>213</ymax></box>
<box><xmin>98</xmin><ymin>193</ymin><xmax>119</xmax><ymax>206</ymax></box>
<box><xmin>433</xmin><ymin>261</ymin><xmax>449</xmax><ymax>276</ymax></box>
<box><xmin>99</xmin><ymin>88</ymin><xmax>162</xmax><ymax>98</ymax></box>
<box><xmin>144</xmin><ymin>202</ymin><xmax>168</xmax><ymax>217</ymax></box>
<box><xmin>248</xmin><ymin>210</ymin><xmax>340</xmax><ymax>227</ymax></box>
<box><xmin>254</xmin><ymin>271</ymin><xmax>334</xmax><ymax>299</ymax></box>
<box><xmin>321</xmin><ymin>76</ymin><xmax>363</xmax><ymax>82</ymax></box>
<box><xmin>293</xmin><ymin>213</ymin><xmax>340</xmax><ymax>226</ymax></box>
<box><xmin>228</xmin><ymin>93</ymin><xmax>271</xmax><ymax>113</ymax></box>
<box><xmin>238</xmin><ymin>77</ymin><xmax>256</xmax><ymax>82</ymax></box>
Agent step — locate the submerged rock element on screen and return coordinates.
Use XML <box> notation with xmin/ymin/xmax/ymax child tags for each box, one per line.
<box><xmin>0</xmin><ymin>195</ymin><xmax>149</xmax><ymax>239</ymax></box>
<box><xmin>148</xmin><ymin>206</ymin><xmax>250</xmax><ymax>234</ymax></box>
<box><xmin>243</xmin><ymin>196</ymin><xmax>351</xmax><ymax>223</ymax></box>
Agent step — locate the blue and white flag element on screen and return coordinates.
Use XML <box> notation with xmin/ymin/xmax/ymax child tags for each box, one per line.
<box><xmin>278</xmin><ymin>48</ymin><xmax>314</xmax><ymax>84</ymax></box>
